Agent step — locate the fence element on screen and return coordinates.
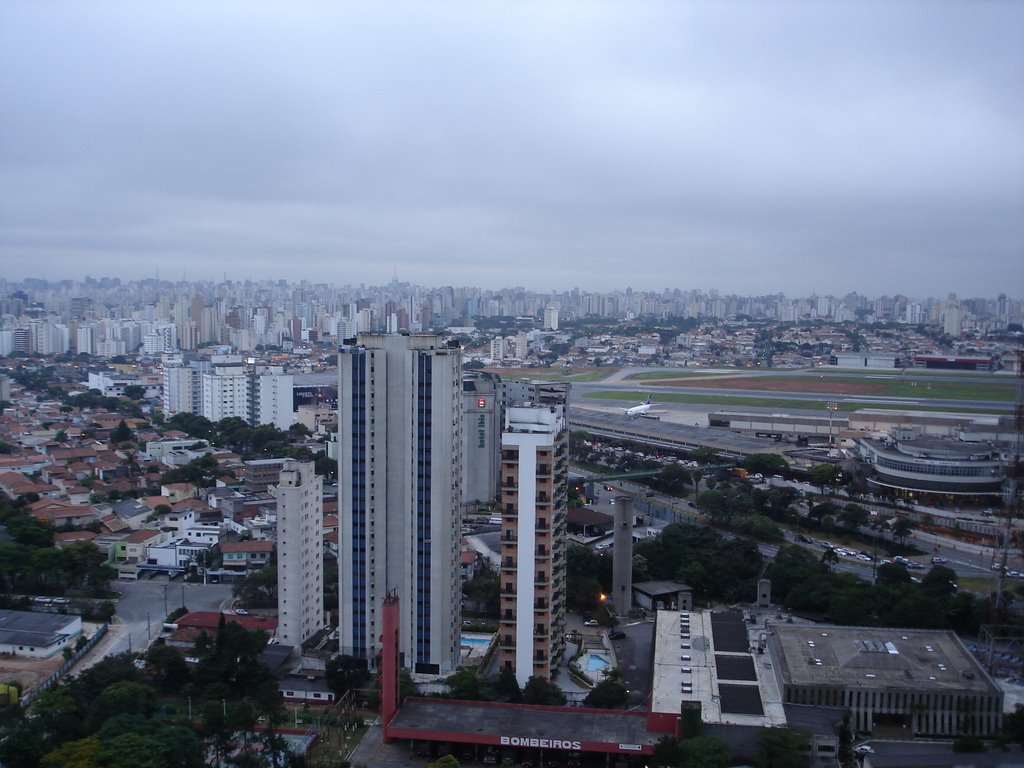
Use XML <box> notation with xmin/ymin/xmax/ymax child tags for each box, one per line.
<box><xmin>20</xmin><ymin>622</ymin><xmax>109</xmax><ymax>708</ymax></box>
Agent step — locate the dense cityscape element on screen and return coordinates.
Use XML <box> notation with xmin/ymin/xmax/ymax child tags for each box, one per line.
<box><xmin>0</xmin><ymin>274</ymin><xmax>1020</xmax><ymax>768</ymax></box>
<box><xmin>1</xmin><ymin>0</ymin><xmax>1021</xmax><ymax>766</ymax></box>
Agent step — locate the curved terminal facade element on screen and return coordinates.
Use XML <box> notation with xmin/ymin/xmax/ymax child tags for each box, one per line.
<box><xmin>857</xmin><ymin>436</ymin><xmax>1003</xmax><ymax>498</ymax></box>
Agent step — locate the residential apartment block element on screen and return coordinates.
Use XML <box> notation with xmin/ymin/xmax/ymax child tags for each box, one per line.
<box><xmin>498</xmin><ymin>403</ymin><xmax>568</xmax><ymax>685</ymax></box>
<box><xmin>338</xmin><ymin>333</ymin><xmax>463</xmax><ymax>675</ymax></box>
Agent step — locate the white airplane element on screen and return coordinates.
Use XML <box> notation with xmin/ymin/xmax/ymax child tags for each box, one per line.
<box><xmin>622</xmin><ymin>395</ymin><xmax>656</xmax><ymax>418</ymax></box>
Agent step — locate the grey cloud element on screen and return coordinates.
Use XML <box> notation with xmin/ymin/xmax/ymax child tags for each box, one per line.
<box><xmin>0</xmin><ymin>0</ymin><xmax>1021</xmax><ymax>296</ymax></box>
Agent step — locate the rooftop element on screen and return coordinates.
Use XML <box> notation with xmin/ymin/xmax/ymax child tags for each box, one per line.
<box><xmin>388</xmin><ymin>698</ymin><xmax>658</xmax><ymax>751</ymax></box>
<box><xmin>770</xmin><ymin>624</ymin><xmax>1000</xmax><ymax>694</ymax></box>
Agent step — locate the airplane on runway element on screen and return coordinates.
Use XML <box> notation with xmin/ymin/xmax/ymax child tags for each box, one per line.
<box><xmin>622</xmin><ymin>395</ymin><xmax>664</xmax><ymax>418</ymax></box>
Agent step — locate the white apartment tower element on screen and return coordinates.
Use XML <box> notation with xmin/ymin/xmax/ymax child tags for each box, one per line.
<box><xmin>499</xmin><ymin>403</ymin><xmax>568</xmax><ymax>685</ymax></box>
<box><xmin>338</xmin><ymin>333</ymin><xmax>463</xmax><ymax>675</ymax></box>
<box><xmin>273</xmin><ymin>460</ymin><xmax>323</xmax><ymax>647</ymax></box>
<box><xmin>543</xmin><ymin>307</ymin><xmax>559</xmax><ymax>331</ymax></box>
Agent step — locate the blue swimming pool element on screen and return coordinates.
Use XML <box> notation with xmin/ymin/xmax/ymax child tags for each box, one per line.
<box><xmin>586</xmin><ymin>654</ymin><xmax>610</xmax><ymax>672</ymax></box>
<box><xmin>461</xmin><ymin>635</ymin><xmax>491</xmax><ymax>648</ymax></box>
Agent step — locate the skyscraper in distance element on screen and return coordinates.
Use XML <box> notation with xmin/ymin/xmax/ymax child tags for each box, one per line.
<box><xmin>338</xmin><ymin>333</ymin><xmax>463</xmax><ymax>675</ymax></box>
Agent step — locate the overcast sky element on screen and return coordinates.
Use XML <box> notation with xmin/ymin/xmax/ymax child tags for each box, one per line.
<box><xmin>1</xmin><ymin>1</ymin><xmax>1021</xmax><ymax>298</ymax></box>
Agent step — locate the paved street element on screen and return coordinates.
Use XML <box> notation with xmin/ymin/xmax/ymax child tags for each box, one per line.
<box><xmin>74</xmin><ymin>577</ymin><xmax>233</xmax><ymax>670</ymax></box>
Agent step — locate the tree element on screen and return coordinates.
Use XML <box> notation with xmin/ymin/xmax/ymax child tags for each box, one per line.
<box><xmin>39</xmin><ymin>737</ymin><xmax>101</xmax><ymax>768</ymax></box>
<box><xmin>6</xmin><ymin>515</ymin><xmax>54</xmax><ymax>548</ymax></box>
<box><xmin>820</xmin><ymin>548</ymin><xmax>838</xmax><ymax>573</ymax></box>
<box><xmin>875</xmin><ymin>562</ymin><xmax>911</xmax><ymax>586</ymax></box>
<box><xmin>325</xmin><ymin>655</ymin><xmax>371</xmax><ymax>698</ymax></box>
<box><xmin>121</xmin><ymin>385</ymin><xmax>146</xmax><ymax>401</ymax></box>
<box><xmin>678</xmin><ymin>736</ymin><xmax>732</xmax><ymax>768</ymax></box>
<box><xmin>522</xmin><ymin>676</ymin><xmax>566</xmax><ymax>706</ymax></box>
<box><xmin>808</xmin><ymin>464</ymin><xmax>842</xmax><ymax>495</ymax></box>
<box><xmin>145</xmin><ymin>644</ymin><xmax>192</xmax><ymax>693</ymax></box>
<box><xmin>109</xmin><ymin>419</ymin><xmax>133</xmax><ymax>444</ymax></box>
<box><xmin>428</xmin><ymin>756</ymin><xmax>460</xmax><ymax>768</ymax></box>
<box><xmin>232</xmin><ymin>566</ymin><xmax>278</xmax><ymax>607</ymax></box>
<box><xmin>891</xmin><ymin>516</ymin><xmax>916</xmax><ymax>545</ymax></box>
<box><xmin>652</xmin><ymin>464</ymin><xmax>692</xmax><ymax>496</ymax></box>
<box><xmin>741</xmin><ymin>454</ymin><xmax>789</xmax><ymax>477</ymax></box>
<box><xmin>757</xmin><ymin>727</ymin><xmax>811</xmax><ymax>768</ymax></box>
<box><xmin>839</xmin><ymin>504</ymin><xmax>869</xmax><ymax>534</ymax></box>
<box><xmin>583</xmin><ymin>676</ymin><xmax>628</xmax><ymax>709</ymax></box>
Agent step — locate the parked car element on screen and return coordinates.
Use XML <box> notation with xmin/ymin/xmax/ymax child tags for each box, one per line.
<box><xmin>609</xmin><ymin>630</ymin><xmax>626</xmax><ymax>640</ymax></box>
<box><xmin>584</xmin><ymin>619</ymin><xmax>599</xmax><ymax>627</ymax></box>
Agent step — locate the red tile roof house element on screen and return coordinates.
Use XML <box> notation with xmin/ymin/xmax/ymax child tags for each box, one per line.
<box><xmin>0</xmin><ymin>471</ymin><xmax>41</xmax><ymax>498</ymax></box>
<box><xmin>221</xmin><ymin>540</ymin><xmax>274</xmax><ymax>571</ymax></box>
<box><xmin>54</xmin><ymin>530</ymin><xmax>99</xmax><ymax>548</ymax></box>
<box><xmin>164</xmin><ymin>611</ymin><xmax>278</xmax><ymax>649</ymax></box>
<box><xmin>31</xmin><ymin>500</ymin><xmax>100</xmax><ymax>528</ymax></box>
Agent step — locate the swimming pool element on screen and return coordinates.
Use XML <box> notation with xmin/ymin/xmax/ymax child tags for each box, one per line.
<box><xmin>461</xmin><ymin>635</ymin><xmax>491</xmax><ymax>648</ymax></box>
<box><xmin>586</xmin><ymin>654</ymin><xmax>610</xmax><ymax>672</ymax></box>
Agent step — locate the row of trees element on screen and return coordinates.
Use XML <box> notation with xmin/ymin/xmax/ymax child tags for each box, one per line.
<box><xmin>769</xmin><ymin>545</ymin><xmax>986</xmax><ymax>633</ymax></box>
<box><xmin>566</xmin><ymin>524</ymin><xmax>765</xmax><ymax>608</ymax></box>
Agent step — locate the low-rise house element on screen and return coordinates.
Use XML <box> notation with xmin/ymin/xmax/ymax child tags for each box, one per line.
<box><xmin>221</xmin><ymin>540</ymin><xmax>274</xmax><ymax>571</ymax></box>
<box><xmin>54</xmin><ymin>530</ymin><xmax>99</xmax><ymax>548</ymax></box>
<box><xmin>112</xmin><ymin>528</ymin><xmax>167</xmax><ymax>564</ymax></box>
<box><xmin>161</xmin><ymin>482</ymin><xmax>197</xmax><ymax>504</ymax></box>
<box><xmin>31</xmin><ymin>500</ymin><xmax>99</xmax><ymax>528</ymax></box>
<box><xmin>94</xmin><ymin>498</ymin><xmax>152</xmax><ymax>530</ymax></box>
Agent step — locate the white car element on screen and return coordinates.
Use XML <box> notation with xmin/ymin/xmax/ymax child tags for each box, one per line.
<box><xmin>583</xmin><ymin>619</ymin><xmax>599</xmax><ymax>627</ymax></box>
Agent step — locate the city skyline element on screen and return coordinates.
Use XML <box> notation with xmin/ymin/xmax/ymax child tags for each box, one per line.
<box><xmin>1</xmin><ymin>2</ymin><xmax>1021</xmax><ymax>297</ymax></box>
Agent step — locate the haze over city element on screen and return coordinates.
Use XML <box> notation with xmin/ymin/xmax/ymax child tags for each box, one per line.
<box><xmin>1</xmin><ymin>1</ymin><xmax>1022</xmax><ymax>297</ymax></box>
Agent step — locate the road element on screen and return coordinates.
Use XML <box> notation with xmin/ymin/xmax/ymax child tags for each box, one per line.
<box><xmin>583</xmin><ymin>472</ymin><xmax>1009</xmax><ymax>588</ymax></box>
<box><xmin>76</xmin><ymin>577</ymin><xmax>233</xmax><ymax>669</ymax></box>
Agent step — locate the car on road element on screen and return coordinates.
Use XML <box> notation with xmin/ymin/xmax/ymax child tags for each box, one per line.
<box><xmin>931</xmin><ymin>557</ymin><xmax>948</xmax><ymax>564</ymax></box>
<box><xmin>609</xmin><ymin>630</ymin><xmax>626</xmax><ymax>640</ymax></box>
<box><xmin>234</xmin><ymin>608</ymin><xmax>249</xmax><ymax>615</ymax></box>
<box><xmin>584</xmin><ymin>619</ymin><xmax>599</xmax><ymax>627</ymax></box>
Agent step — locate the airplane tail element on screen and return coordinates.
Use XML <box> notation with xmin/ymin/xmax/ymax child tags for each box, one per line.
<box><xmin>644</xmin><ymin>394</ymin><xmax>652</xmax><ymax>404</ymax></box>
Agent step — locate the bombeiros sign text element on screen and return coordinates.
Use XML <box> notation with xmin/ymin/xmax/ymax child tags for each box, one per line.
<box><xmin>500</xmin><ymin>737</ymin><xmax>582</xmax><ymax>750</ymax></box>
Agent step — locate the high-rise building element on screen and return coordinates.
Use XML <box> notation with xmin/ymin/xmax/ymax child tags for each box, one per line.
<box><xmin>338</xmin><ymin>333</ymin><xmax>463</xmax><ymax>675</ymax></box>
<box><xmin>543</xmin><ymin>307</ymin><xmax>559</xmax><ymax>331</ymax></box>
<box><xmin>273</xmin><ymin>460</ymin><xmax>323</xmax><ymax>647</ymax></box>
<box><xmin>462</xmin><ymin>372</ymin><xmax>502</xmax><ymax>507</ymax></box>
<box><xmin>498</xmin><ymin>401</ymin><xmax>568</xmax><ymax>685</ymax></box>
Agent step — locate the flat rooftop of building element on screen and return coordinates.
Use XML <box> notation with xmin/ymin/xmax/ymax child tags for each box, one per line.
<box><xmin>650</xmin><ymin>609</ymin><xmax>787</xmax><ymax>728</ymax></box>
<box><xmin>388</xmin><ymin>698</ymin><xmax>659</xmax><ymax>750</ymax></box>
<box><xmin>858</xmin><ymin>740</ymin><xmax>1024</xmax><ymax>768</ymax></box>
<box><xmin>770</xmin><ymin>624</ymin><xmax>1000</xmax><ymax>694</ymax></box>
<box><xmin>0</xmin><ymin>609</ymin><xmax>78</xmax><ymax>647</ymax></box>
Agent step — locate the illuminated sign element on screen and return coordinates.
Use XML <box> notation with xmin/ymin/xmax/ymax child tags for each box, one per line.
<box><xmin>477</xmin><ymin>397</ymin><xmax>487</xmax><ymax>407</ymax></box>
<box><xmin>500</xmin><ymin>737</ymin><xmax>581</xmax><ymax>750</ymax></box>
